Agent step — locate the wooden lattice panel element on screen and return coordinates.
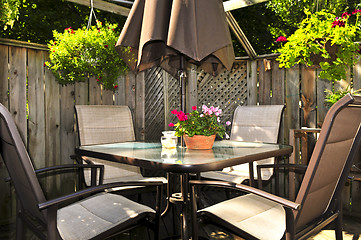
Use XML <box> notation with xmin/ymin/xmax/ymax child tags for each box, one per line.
<box><xmin>197</xmin><ymin>62</ymin><xmax>247</xmax><ymax>132</ymax></box>
<box><xmin>145</xmin><ymin>67</ymin><xmax>165</xmax><ymax>140</ymax></box>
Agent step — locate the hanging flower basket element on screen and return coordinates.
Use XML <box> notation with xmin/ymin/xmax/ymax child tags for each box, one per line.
<box><xmin>46</xmin><ymin>21</ymin><xmax>128</xmax><ymax>90</ymax></box>
<box><xmin>276</xmin><ymin>9</ymin><xmax>361</xmax><ymax>81</ymax></box>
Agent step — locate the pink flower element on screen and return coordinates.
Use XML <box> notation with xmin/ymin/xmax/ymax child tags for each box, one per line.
<box><xmin>171</xmin><ymin>109</ymin><xmax>178</xmax><ymax>115</ymax></box>
<box><xmin>276</xmin><ymin>36</ymin><xmax>287</xmax><ymax>42</ymax></box>
<box><xmin>226</xmin><ymin>121</ymin><xmax>231</xmax><ymax>126</ymax></box>
<box><xmin>168</xmin><ymin>123</ymin><xmax>174</xmax><ymax>127</ymax></box>
<box><xmin>192</xmin><ymin>106</ymin><xmax>197</xmax><ymax>111</ymax></box>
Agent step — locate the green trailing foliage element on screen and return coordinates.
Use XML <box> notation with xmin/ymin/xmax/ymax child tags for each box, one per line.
<box><xmin>276</xmin><ymin>9</ymin><xmax>361</xmax><ymax>82</ymax></box>
<box><xmin>45</xmin><ymin>21</ymin><xmax>128</xmax><ymax>90</ymax></box>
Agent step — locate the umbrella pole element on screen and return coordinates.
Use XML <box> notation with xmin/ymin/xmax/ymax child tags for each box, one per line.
<box><xmin>179</xmin><ymin>56</ymin><xmax>187</xmax><ymax>148</ymax></box>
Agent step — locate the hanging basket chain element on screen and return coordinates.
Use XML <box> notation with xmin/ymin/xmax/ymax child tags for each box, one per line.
<box><xmin>87</xmin><ymin>0</ymin><xmax>98</xmax><ymax>30</ymax></box>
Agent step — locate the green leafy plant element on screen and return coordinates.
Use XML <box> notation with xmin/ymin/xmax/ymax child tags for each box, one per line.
<box><xmin>325</xmin><ymin>87</ymin><xmax>361</xmax><ymax>106</ymax></box>
<box><xmin>46</xmin><ymin>21</ymin><xmax>128</xmax><ymax>90</ymax></box>
<box><xmin>168</xmin><ymin>105</ymin><xmax>231</xmax><ymax>138</ymax></box>
<box><xmin>276</xmin><ymin>9</ymin><xmax>361</xmax><ymax>82</ymax></box>
<box><xmin>0</xmin><ymin>0</ymin><xmax>20</xmax><ymax>30</ymax></box>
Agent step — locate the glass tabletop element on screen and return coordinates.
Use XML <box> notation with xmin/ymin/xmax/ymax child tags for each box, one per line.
<box><xmin>76</xmin><ymin>140</ymin><xmax>292</xmax><ymax>173</ymax></box>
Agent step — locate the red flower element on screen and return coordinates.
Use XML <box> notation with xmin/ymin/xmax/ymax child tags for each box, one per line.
<box><xmin>192</xmin><ymin>106</ymin><xmax>197</xmax><ymax>111</ymax></box>
<box><xmin>352</xmin><ymin>9</ymin><xmax>361</xmax><ymax>15</ymax></box>
<box><xmin>114</xmin><ymin>85</ymin><xmax>118</xmax><ymax>89</ymax></box>
<box><xmin>168</xmin><ymin>123</ymin><xmax>174</xmax><ymax>127</ymax></box>
<box><xmin>177</xmin><ymin>111</ymin><xmax>188</xmax><ymax>121</ymax></box>
<box><xmin>276</xmin><ymin>36</ymin><xmax>287</xmax><ymax>42</ymax></box>
<box><xmin>341</xmin><ymin>12</ymin><xmax>351</xmax><ymax>18</ymax></box>
<box><xmin>332</xmin><ymin>20</ymin><xmax>345</xmax><ymax>28</ymax></box>
<box><xmin>104</xmin><ymin>45</ymin><xmax>108</xmax><ymax>48</ymax></box>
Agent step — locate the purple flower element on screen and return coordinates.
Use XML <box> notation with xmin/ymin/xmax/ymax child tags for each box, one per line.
<box><xmin>226</xmin><ymin>121</ymin><xmax>231</xmax><ymax>126</ymax></box>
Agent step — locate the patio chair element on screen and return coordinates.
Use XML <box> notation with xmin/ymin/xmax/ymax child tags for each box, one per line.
<box><xmin>201</xmin><ymin>105</ymin><xmax>284</xmax><ymax>186</ymax></box>
<box><xmin>190</xmin><ymin>94</ymin><xmax>361</xmax><ymax>240</ymax></box>
<box><xmin>0</xmin><ymin>103</ymin><xmax>162</xmax><ymax>240</ymax></box>
<box><xmin>75</xmin><ymin>105</ymin><xmax>167</xmax><ymax>189</ymax></box>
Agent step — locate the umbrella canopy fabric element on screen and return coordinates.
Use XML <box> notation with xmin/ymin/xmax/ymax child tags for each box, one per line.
<box><xmin>116</xmin><ymin>0</ymin><xmax>235</xmax><ymax>77</ymax></box>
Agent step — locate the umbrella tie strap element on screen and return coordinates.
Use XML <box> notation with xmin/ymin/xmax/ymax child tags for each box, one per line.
<box><xmin>178</xmin><ymin>70</ymin><xmax>187</xmax><ymax>86</ymax></box>
<box><xmin>87</xmin><ymin>0</ymin><xmax>98</xmax><ymax>30</ymax></box>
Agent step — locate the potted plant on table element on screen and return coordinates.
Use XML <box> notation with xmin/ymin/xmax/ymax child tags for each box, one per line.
<box><xmin>168</xmin><ymin>105</ymin><xmax>231</xmax><ymax>149</ymax></box>
<box><xmin>276</xmin><ymin>9</ymin><xmax>361</xmax><ymax>104</ymax></box>
<box><xmin>46</xmin><ymin>21</ymin><xmax>128</xmax><ymax>90</ymax></box>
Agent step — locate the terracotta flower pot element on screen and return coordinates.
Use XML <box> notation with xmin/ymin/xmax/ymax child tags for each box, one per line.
<box><xmin>183</xmin><ymin>134</ymin><xmax>216</xmax><ymax>150</ymax></box>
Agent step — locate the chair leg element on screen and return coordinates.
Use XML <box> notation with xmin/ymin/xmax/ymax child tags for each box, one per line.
<box><xmin>335</xmin><ymin>199</ymin><xmax>343</xmax><ymax>240</ymax></box>
<box><xmin>15</xmin><ymin>199</ymin><xmax>24</xmax><ymax>240</ymax></box>
<box><xmin>15</xmin><ymin>216</ymin><xmax>24</xmax><ymax>240</ymax></box>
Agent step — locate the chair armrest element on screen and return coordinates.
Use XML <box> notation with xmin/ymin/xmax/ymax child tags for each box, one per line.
<box><xmin>256</xmin><ymin>163</ymin><xmax>307</xmax><ymax>189</ymax></box>
<box><xmin>189</xmin><ymin>180</ymin><xmax>300</xmax><ymax>210</ymax></box>
<box><xmin>34</xmin><ymin>164</ymin><xmax>104</xmax><ymax>174</ymax></box>
<box><xmin>257</xmin><ymin>163</ymin><xmax>307</xmax><ymax>171</ymax></box>
<box><xmin>38</xmin><ymin>180</ymin><xmax>164</xmax><ymax>211</ymax></box>
<box><xmin>5</xmin><ymin>164</ymin><xmax>104</xmax><ymax>183</ymax></box>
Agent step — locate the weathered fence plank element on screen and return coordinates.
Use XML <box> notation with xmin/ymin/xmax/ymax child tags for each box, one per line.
<box><xmin>247</xmin><ymin>60</ymin><xmax>257</xmax><ymax>105</ymax></box>
<box><xmin>258</xmin><ymin>59</ymin><xmax>271</xmax><ymax>104</ymax></box>
<box><xmin>89</xmin><ymin>76</ymin><xmax>102</xmax><ymax>105</ymax></box>
<box><xmin>316</xmin><ymin>71</ymin><xmax>332</xmax><ymax>127</ymax></box>
<box><xmin>44</xmin><ymin>62</ymin><xmax>61</xmax><ymax>168</ymax></box>
<box><xmin>271</xmin><ymin>61</ymin><xmax>285</xmax><ymax>105</ymax></box>
<box><xmin>75</xmin><ymin>80</ymin><xmax>88</xmax><ymax>105</ymax></box>
<box><xmin>60</xmin><ymin>84</ymin><xmax>76</xmax><ymax>164</ymax></box>
<box><xmin>0</xmin><ymin>45</ymin><xmax>9</xmax><ymax>107</ymax></box>
<box><xmin>102</xmin><ymin>87</ymin><xmax>114</xmax><ymax>105</ymax></box>
<box><xmin>27</xmin><ymin>49</ymin><xmax>46</xmax><ymax>169</ymax></box>
<box><xmin>114</xmin><ymin>75</ymin><xmax>126</xmax><ymax>105</ymax></box>
<box><xmin>354</xmin><ymin>61</ymin><xmax>361</xmax><ymax>91</ymax></box>
<box><xmin>301</xmin><ymin>67</ymin><xmax>316</xmax><ymax>127</ymax></box>
<box><xmin>9</xmin><ymin>46</ymin><xmax>27</xmax><ymax>144</ymax></box>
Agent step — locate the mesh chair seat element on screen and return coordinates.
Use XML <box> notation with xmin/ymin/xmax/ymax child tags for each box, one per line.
<box><xmin>58</xmin><ymin>193</ymin><xmax>155</xmax><ymax>240</ymax></box>
<box><xmin>200</xmin><ymin>194</ymin><xmax>285</xmax><ymax>240</ymax></box>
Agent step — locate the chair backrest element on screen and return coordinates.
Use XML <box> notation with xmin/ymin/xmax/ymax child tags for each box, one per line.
<box><xmin>230</xmin><ymin>105</ymin><xmax>284</xmax><ymax>143</ymax></box>
<box><xmin>75</xmin><ymin>105</ymin><xmax>136</xmax><ymax>146</ymax></box>
<box><xmin>295</xmin><ymin>94</ymin><xmax>361</xmax><ymax>228</ymax></box>
<box><xmin>0</xmin><ymin>104</ymin><xmax>47</xmax><ymax>222</ymax></box>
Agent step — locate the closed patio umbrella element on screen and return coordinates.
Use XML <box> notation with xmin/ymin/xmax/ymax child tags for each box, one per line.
<box><xmin>115</xmin><ymin>0</ymin><xmax>235</xmax><ymax>112</ymax></box>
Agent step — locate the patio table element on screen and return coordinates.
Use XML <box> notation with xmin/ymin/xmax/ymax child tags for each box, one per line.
<box><xmin>75</xmin><ymin>140</ymin><xmax>292</xmax><ymax>240</ymax></box>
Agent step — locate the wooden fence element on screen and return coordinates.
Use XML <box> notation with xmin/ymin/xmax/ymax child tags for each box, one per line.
<box><xmin>1</xmin><ymin>38</ymin><xmax>361</xmax><ymax>227</ymax></box>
